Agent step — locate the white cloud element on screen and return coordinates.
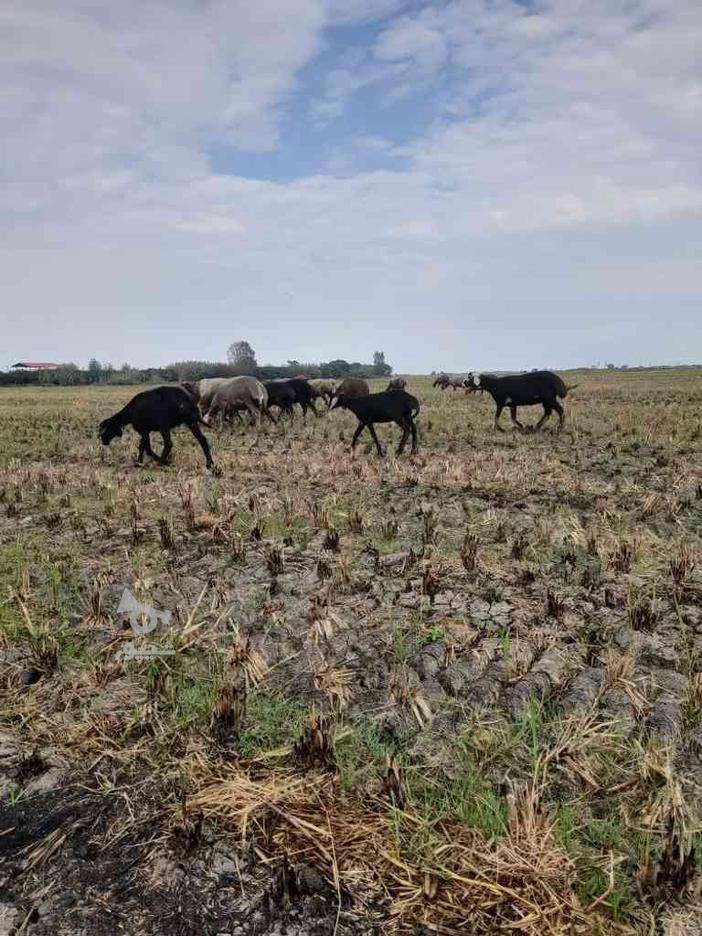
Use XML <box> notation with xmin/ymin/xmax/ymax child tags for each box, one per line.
<box><xmin>0</xmin><ymin>0</ymin><xmax>701</xmax><ymax>371</ymax></box>
<box><xmin>389</xmin><ymin>0</ymin><xmax>702</xmax><ymax>231</ymax></box>
<box><xmin>324</xmin><ymin>0</ymin><xmax>408</xmax><ymax>26</ymax></box>
<box><xmin>0</xmin><ymin>0</ymin><xmax>325</xmax><ymax>171</ymax></box>
<box><xmin>374</xmin><ymin>15</ymin><xmax>448</xmax><ymax>70</ymax></box>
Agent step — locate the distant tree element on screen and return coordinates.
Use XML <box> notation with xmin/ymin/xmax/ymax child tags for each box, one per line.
<box><xmin>87</xmin><ymin>358</ymin><xmax>102</xmax><ymax>383</ymax></box>
<box><xmin>372</xmin><ymin>351</ymin><xmax>392</xmax><ymax>376</ymax></box>
<box><xmin>324</xmin><ymin>359</ymin><xmax>351</xmax><ymax>379</ymax></box>
<box><xmin>227</xmin><ymin>341</ymin><xmax>257</xmax><ymax>372</ymax></box>
<box><xmin>42</xmin><ymin>362</ymin><xmax>81</xmax><ymax>386</ymax></box>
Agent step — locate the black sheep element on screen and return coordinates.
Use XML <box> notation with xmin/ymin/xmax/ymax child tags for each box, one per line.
<box><xmin>330</xmin><ymin>389</ymin><xmax>420</xmax><ymax>456</ymax></box>
<box><xmin>464</xmin><ymin>371</ymin><xmax>576</xmax><ymax>432</ymax></box>
<box><xmin>286</xmin><ymin>378</ymin><xmax>319</xmax><ymax>418</ymax></box>
<box><xmin>98</xmin><ymin>386</ymin><xmax>215</xmax><ymax>469</ymax></box>
<box><xmin>263</xmin><ymin>380</ymin><xmax>297</xmax><ymax>420</ymax></box>
<box><xmin>266</xmin><ymin>378</ymin><xmax>318</xmax><ymax>419</ymax></box>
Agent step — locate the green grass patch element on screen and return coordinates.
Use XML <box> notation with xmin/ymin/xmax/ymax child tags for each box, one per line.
<box><xmin>408</xmin><ymin>752</ymin><xmax>508</xmax><ymax>841</ymax></box>
<box><xmin>334</xmin><ymin>721</ymin><xmax>403</xmax><ymax>790</ymax></box>
<box><xmin>576</xmin><ymin>866</ymin><xmax>634</xmax><ymax>921</ymax></box>
<box><xmin>237</xmin><ymin>692</ymin><xmax>310</xmax><ymax>759</ymax></box>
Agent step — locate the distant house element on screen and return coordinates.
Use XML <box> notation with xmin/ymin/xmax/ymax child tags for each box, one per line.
<box><xmin>11</xmin><ymin>361</ymin><xmax>61</xmax><ymax>371</ymax></box>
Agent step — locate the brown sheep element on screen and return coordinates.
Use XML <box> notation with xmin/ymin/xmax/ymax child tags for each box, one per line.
<box><xmin>181</xmin><ymin>378</ymin><xmax>228</xmax><ymax>413</ymax></box>
<box><xmin>309</xmin><ymin>378</ymin><xmax>337</xmax><ymax>408</ymax></box>
<box><xmin>202</xmin><ymin>377</ymin><xmax>272</xmax><ymax>428</ymax></box>
<box><xmin>386</xmin><ymin>377</ymin><xmax>407</xmax><ymax>391</ymax></box>
<box><xmin>333</xmin><ymin>377</ymin><xmax>369</xmax><ymax>402</ymax></box>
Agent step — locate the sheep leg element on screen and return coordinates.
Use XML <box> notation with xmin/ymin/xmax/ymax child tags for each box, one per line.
<box><xmin>494</xmin><ymin>405</ymin><xmax>505</xmax><ymax>431</ymax></box>
<box><xmin>136</xmin><ymin>434</ymin><xmax>148</xmax><ymax>464</ymax></box>
<box><xmin>263</xmin><ymin>406</ymin><xmax>277</xmax><ymax>425</ymax></box>
<box><xmin>138</xmin><ymin>432</ymin><xmax>160</xmax><ymax>463</ymax></box>
<box><xmin>509</xmin><ymin>406</ymin><xmax>525</xmax><ymax>430</ymax></box>
<box><xmin>409</xmin><ymin>418</ymin><xmax>418</xmax><ymax>454</ymax></box>
<box><xmin>159</xmin><ymin>429</ymin><xmax>173</xmax><ymax>464</ymax></box>
<box><xmin>553</xmin><ymin>400</ymin><xmax>565</xmax><ymax>431</ymax></box>
<box><xmin>351</xmin><ymin>422</ymin><xmax>366</xmax><ymax>449</ymax></box>
<box><xmin>204</xmin><ymin>404</ymin><xmax>220</xmax><ymax>429</ymax></box>
<box><xmin>533</xmin><ymin>405</ymin><xmax>553</xmax><ymax>432</ymax></box>
<box><xmin>244</xmin><ymin>401</ymin><xmax>259</xmax><ymax>427</ymax></box>
<box><xmin>396</xmin><ymin>420</ymin><xmax>409</xmax><ymax>455</ymax></box>
<box><xmin>187</xmin><ymin>421</ymin><xmax>214</xmax><ymax>469</ymax></box>
<box><xmin>308</xmin><ymin>399</ymin><xmax>320</xmax><ymax>417</ymax></box>
<box><xmin>367</xmin><ymin>423</ymin><xmax>384</xmax><ymax>457</ymax></box>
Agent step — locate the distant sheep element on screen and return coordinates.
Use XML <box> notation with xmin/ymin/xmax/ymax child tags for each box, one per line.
<box><xmin>464</xmin><ymin>371</ymin><xmax>577</xmax><ymax>432</ymax></box>
<box><xmin>98</xmin><ymin>386</ymin><xmax>214</xmax><ymax>470</ymax></box>
<box><xmin>202</xmin><ymin>377</ymin><xmax>271</xmax><ymax>427</ymax></box>
<box><xmin>386</xmin><ymin>377</ymin><xmax>407</xmax><ymax>391</ymax></box>
<box><xmin>330</xmin><ymin>389</ymin><xmax>420</xmax><ymax>456</ymax></box>
<box><xmin>268</xmin><ymin>378</ymin><xmax>319</xmax><ymax>419</ymax></box>
<box><xmin>264</xmin><ymin>380</ymin><xmax>297</xmax><ymax>419</ymax></box>
<box><xmin>181</xmin><ymin>378</ymin><xmax>228</xmax><ymax>415</ymax></box>
<box><xmin>432</xmin><ymin>374</ymin><xmax>464</xmax><ymax>391</ymax></box>
<box><xmin>335</xmin><ymin>377</ymin><xmax>369</xmax><ymax>399</ymax></box>
<box><xmin>309</xmin><ymin>378</ymin><xmax>337</xmax><ymax>408</ymax></box>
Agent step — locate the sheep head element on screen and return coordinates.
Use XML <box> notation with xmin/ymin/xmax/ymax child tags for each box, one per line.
<box><xmin>98</xmin><ymin>416</ymin><xmax>123</xmax><ymax>445</ymax></box>
<box><xmin>180</xmin><ymin>380</ymin><xmax>199</xmax><ymax>401</ymax></box>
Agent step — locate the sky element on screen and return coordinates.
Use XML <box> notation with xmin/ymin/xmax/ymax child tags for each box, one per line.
<box><xmin>1</xmin><ymin>0</ymin><xmax>701</xmax><ymax>373</ymax></box>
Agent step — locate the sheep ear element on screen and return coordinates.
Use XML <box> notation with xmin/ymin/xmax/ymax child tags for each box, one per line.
<box><xmin>330</xmin><ymin>396</ymin><xmax>339</xmax><ymax>409</ymax></box>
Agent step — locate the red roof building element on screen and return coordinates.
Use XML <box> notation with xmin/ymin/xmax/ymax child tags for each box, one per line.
<box><xmin>11</xmin><ymin>362</ymin><xmax>61</xmax><ymax>370</ymax></box>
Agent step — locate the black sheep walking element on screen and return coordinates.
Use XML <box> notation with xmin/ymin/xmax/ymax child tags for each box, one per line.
<box><xmin>464</xmin><ymin>371</ymin><xmax>576</xmax><ymax>432</ymax></box>
<box><xmin>98</xmin><ymin>386</ymin><xmax>215</xmax><ymax>470</ymax></box>
<box><xmin>330</xmin><ymin>389</ymin><xmax>420</xmax><ymax>456</ymax></box>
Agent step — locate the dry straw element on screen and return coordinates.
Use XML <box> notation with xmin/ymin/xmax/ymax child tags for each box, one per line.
<box><xmin>188</xmin><ymin>764</ymin><xmax>633</xmax><ymax>935</ymax></box>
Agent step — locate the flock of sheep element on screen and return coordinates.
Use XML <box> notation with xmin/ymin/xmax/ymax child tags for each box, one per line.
<box><xmin>97</xmin><ymin>370</ymin><xmax>575</xmax><ymax>472</ymax></box>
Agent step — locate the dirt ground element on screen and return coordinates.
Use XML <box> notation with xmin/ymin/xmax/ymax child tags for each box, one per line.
<box><xmin>0</xmin><ymin>370</ymin><xmax>700</xmax><ymax>935</ymax></box>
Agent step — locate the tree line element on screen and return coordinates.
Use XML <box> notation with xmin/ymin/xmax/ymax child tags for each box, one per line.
<box><xmin>0</xmin><ymin>343</ymin><xmax>393</xmax><ymax>386</ymax></box>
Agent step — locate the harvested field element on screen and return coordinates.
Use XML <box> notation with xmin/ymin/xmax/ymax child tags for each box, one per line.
<box><xmin>1</xmin><ymin>370</ymin><xmax>701</xmax><ymax>935</ymax></box>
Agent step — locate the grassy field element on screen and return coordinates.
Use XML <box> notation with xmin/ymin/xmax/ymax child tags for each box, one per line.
<box><xmin>0</xmin><ymin>370</ymin><xmax>701</xmax><ymax>935</ymax></box>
